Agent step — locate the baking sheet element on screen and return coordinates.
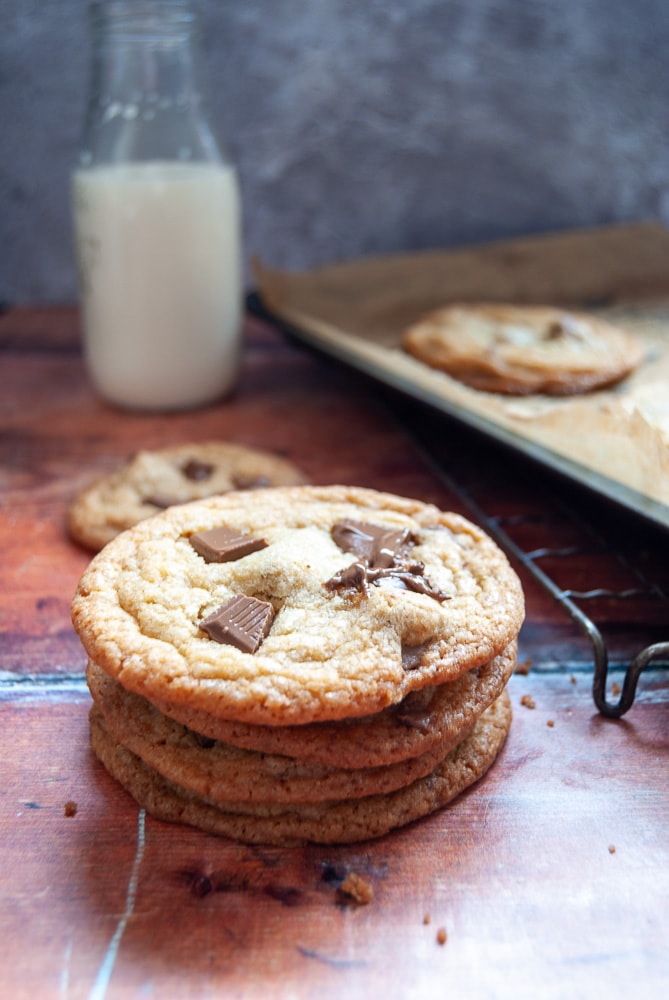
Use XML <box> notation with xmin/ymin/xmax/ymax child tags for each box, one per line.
<box><xmin>252</xmin><ymin>223</ymin><xmax>669</xmax><ymax>532</ymax></box>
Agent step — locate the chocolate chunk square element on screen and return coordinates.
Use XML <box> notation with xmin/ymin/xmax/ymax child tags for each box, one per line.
<box><xmin>189</xmin><ymin>526</ymin><xmax>267</xmax><ymax>563</ymax></box>
<box><xmin>199</xmin><ymin>595</ymin><xmax>275</xmax><ymax>652</ymax></box>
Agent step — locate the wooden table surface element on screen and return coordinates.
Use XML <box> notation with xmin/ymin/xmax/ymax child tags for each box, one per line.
<box><xmin>1</xmin><ymin>306</ymin><xmax>668</xmax><ymax>1000</ymax></box>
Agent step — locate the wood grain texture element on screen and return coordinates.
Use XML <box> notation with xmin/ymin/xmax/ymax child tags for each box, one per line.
<box><xmin>1</xmin><ymin>674</ymin><xmax>668</xmax><ymax>1000</ymax></box>
<box><xmin>1</xmin><ymin>308</ymin><xmax>668</xmax><ymax>998</ymax></box>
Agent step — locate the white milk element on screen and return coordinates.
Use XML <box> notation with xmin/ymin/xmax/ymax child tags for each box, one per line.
<box><xmin>72</xmin><ymin>161</ymin><xmax>242</xmax><ymax>410</ymax></box>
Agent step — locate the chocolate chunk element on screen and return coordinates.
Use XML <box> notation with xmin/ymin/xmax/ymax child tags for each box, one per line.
<box><xmin>325</xmin><ymin>560</ymin><xmax>450</xmax><ymax>601</ymax></box>
<box><xmin>364</xmin><ymin>563</ymin><xmax>450</xmax><ymax>601</ymax></box>
<box><xmin>394</xmin><ymin>686</ymin><xmax>434</xmax><ymax>726</ymax></box>
<box><xmin>199</xmin><ymin>595</ymin><xmax>274</xmax><ymax>652</ymax></box>
<box><xmin>144</xmin><ymin>493</ymin><xmax>181</xmax><ymax>509</ymax></box>
<box><xmin>327</xmin><ymin>521</ymin><xmax>449</xmax><ymax>602</ymax></box>
<box><xmin>189</xmin><ymin>526</ymin><xmax>268</xmax><ymax>563</ymax></box>
<box><xmin>368</xmin><ymin>565</ymin><xmax>450</xmax><ymax>601</ymax></box>
<box><xmin>324</xmin><ymin>561</ymin><xmax>368</xmax><ymax>594</ymax></box>
<box><xmin>232</xmin><ymin>474</ymin><xmax>271</xmax><ymax>490</ymax></box>
<box><xmin>331</xmin><ymin>520</ymin><xmax>412</xmax><ymax>569</ymax></box>
<box><xmin>394</xmin><ymin>710</ymin><xmax>431</xmax><ymax>732</ymax></box>
<box><xmin>544</xmin><ymin>316</ymin><xmax>586</xmax><ymax>342</ymax></box>
<box><xmin>401</xmin><ymin>644</ymin><xmax>428</xmax><ymax>671</ymax></box>
<box><xmin>182</xmin><ymin>458</ymin><xmax>214</xmax><ymax>481</ymax></box>
<box><xmin>545</xmin><ymin>321</ymin><xmax>565</xmax><ymax>340</ymax></box>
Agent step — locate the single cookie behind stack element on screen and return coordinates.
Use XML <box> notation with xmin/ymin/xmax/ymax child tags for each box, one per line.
<box><xmin>72</xmin><ymin>485</ymin><xmax>525</xmax><ymax>845</ymax></box>
<box><xmin>67</xmin><ymin>440</ymin><xmax>308</xmax><ymax>551</ymax></box>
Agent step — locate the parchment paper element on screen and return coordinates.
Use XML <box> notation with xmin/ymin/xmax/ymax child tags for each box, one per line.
<box><xmin>254</xmin><ymin>222</ymin><xmax>669</xmax><ymax>524</ymax></box>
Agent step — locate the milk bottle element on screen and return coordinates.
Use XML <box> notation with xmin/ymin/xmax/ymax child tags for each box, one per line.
<box><xmin>72</xmin><ymin>1</ymin><xmax>242</xmax><ymax>410</ymax></box>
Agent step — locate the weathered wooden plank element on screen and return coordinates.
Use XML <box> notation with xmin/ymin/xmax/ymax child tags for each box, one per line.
<box><xmin>0</xmin><ymin>673</ymin><xmax>667</xmax><ymax>1000</ymax></box>
<box><xmin>1</xmin><ymin>307</ymin><xmax>668</xmax><ymax>998</ymax></box>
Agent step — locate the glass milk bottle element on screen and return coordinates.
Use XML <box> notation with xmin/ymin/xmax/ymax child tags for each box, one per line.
<box><xmin>72</xmin><ymin>0</ymin><xmax>242</xmax><ymax>411</ymax></box>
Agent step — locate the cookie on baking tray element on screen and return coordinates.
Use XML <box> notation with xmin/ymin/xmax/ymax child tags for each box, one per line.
<box><xmin>67</xmin><ymin>440</ymin><xmax>308</xmax><ymax>551</ymax></box>
<box><xmin>402</xmin><ymin>302</ymin><xmax>644</xmax><ymax>396</ymax></box>
<box><xmin>72</xmin><ymin>484</ymin><xmax>524</xmax><ymax>844</ymax></box>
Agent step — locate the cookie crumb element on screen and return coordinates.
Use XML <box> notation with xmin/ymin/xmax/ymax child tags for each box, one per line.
<box><xmin>520</xmin><ymin>694</ymin><xmax>535</xmax><ymax>709</ymax></box>
<box><xmin>436</xmin><ymin>927</ymin><xmax>447</xmax><ymax>946</ymax></box>
<box><xmin>546</xmin><ymin>719</ymin><xmax>555</xmax><ymax>728</ymax></box>
<box><xmin>338</xmin><ymin>871</ymin><xmax>374</xmax><ymax>906</ymax></box>
<box><xmin>611</xmin><ymin>682</ymin><xmax>621</xmax><ymax>696</ymax></box>
<box><xmin>608</xmin><ymin>844</ymin><xmax>616</xmax><ymax>854</ymax></box>
<box><xmin>423</xmin><ymin>912</ymin><xmax>431</xmax><ymax>925</ymax></box>
<box><xmin>64</xmin><ymin>800</ymin><xmax>78</xmax><ymax>818</ymax></box>
<box><xmin>570</xmin><ymin>675</ymin><xmax>577</xmax><ymax>685</ymax></box>
<box><xmin>514</xmin><ymin>658</ymin><xmax>532</xmax><ymax>675</ymax></box>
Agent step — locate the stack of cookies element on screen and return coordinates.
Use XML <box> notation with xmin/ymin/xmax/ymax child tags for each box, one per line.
<box><xmin>71</xmin><ymin>485</ymin><xmax>525</xmax><ymax>845</ymax></box>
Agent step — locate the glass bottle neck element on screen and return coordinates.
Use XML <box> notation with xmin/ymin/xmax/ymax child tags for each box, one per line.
<box><xmin>79</xmin><ymin>1</ymin><xmax>223</xmax><ymax>168</ymax></box>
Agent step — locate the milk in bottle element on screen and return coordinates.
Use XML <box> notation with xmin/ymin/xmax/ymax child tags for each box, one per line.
<box><xmin>72</xmin><ymin>0</ymin><xmax>242</xmax><ymax>410</ymax></box>
<box><xmin>73</xmin><ymin>161</ymin><xmax>241</xmax><ymax>409</ymax></box>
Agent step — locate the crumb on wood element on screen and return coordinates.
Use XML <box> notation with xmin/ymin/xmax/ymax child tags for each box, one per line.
<box><xmin>337</xmin><ymin>871</ymin><xmax>374</xmax><ymax>906</ymax></box>
<box><xmin>514</xmin><ymin>658</ymin><xmax>532</xmax><ymax>676</ymax></box>
<box><xmin>520</xmin><ymin>694</ymin><xmax>536</xmax><ymax>709</ymax></box>
<box><xmin>436</xmin><ymin>927</ymin><xmax>447</xmax><ymax>945</ymax></box>
<box><xmin>64</xmin><ymin>800</ymin><xmax>77</xmax><ymax>818</ymax></box>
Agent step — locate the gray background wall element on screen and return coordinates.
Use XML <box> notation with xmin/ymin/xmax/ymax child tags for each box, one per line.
<box><xmin>1</xmin><ymin>0</ymin><xmax>668</xmax><ymax>305</ymax></box>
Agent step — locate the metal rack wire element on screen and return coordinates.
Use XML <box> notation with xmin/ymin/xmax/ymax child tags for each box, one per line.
<box><xmin>422</xmin><ymin>462</ymin><xmax>669</xmax><ymax>719</ymax></box>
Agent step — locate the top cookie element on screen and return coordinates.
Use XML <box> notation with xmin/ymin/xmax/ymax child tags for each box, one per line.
<box><xmin>67</xmin><ymin>441</ymin><xmax>308</xmax><ymax>551</ymax></box>
<box><xmin>71</xmin><ymin>485</ymin><xmax>524</xmax><ymax>727</ymax></box>
<box><xmin>402</xmin><ymin>303</ymin><xmax>644</xmax><ymax>395</ymax></box>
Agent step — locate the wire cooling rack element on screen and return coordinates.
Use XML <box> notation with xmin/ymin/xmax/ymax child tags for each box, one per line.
<box><xmin>396</xmin><ymin>415</ymin><xmax>669</xmax><ymax>719</ymax></box>
<box><xmin>446</xmin><ymin>481</ymin><xmax>668</xmax><ymax>718</ymax></box>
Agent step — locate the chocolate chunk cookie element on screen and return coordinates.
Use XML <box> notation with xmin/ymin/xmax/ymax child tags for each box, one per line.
<box><xmin>124</xmin><ymin>640</ymin><xmax>517</xmax><ymax>769</ymax></box>
<box><xmin>87</xmin><ymin>641</ymin><xmax>516</xmax><ymax>802</ymax></box>
<box><xmin>402</xmin><ymin>303</ymin><xmax>644</xmax><ymax>395</ymax></box>
<box><xmin>74</xmin><ymin>485</ymin><xmax>524</xmax><ymax>844</ymax></box>
<box><xmin>89</xmin><ymin>689</ymin><xmax>512</xmax><ymax>845</ymax></box>
<box><xmin>67</xmin><ymin>441</ymin><xmax>308</xmax><ymax>551</ymax></box>
<box><xmin>72</xmin><ymin>485</ymin><xmax>524</xmax><ymax>726</ymax></box>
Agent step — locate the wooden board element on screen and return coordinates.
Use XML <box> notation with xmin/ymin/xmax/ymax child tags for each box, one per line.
<box><xmin>1</xmin><ymin>307</ymin><xmax>668</xmax><ymax>998</ymax></box>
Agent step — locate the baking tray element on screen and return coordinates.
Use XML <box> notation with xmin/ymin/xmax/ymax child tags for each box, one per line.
<box><xmin>251</xmin><ymin>222</ymin><xmax>669</xmax><ymax>534</ymax></box>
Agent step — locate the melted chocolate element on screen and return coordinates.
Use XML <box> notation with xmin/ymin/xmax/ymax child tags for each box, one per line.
<box><xmin>331</xmin><ymin>520</ymin><xmax>413</xmax><ymax>569</ymax></box>
<box><xmin>325</xmin><ymin>525</ymin><xmax>450</xmax><ymax>602</ymax></box>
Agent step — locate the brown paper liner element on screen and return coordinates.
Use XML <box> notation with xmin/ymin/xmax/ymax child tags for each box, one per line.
<box><xmin>254</xmin><ymin>222</ymin><xmax>669</xmax><ymax>514</ymax></box>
